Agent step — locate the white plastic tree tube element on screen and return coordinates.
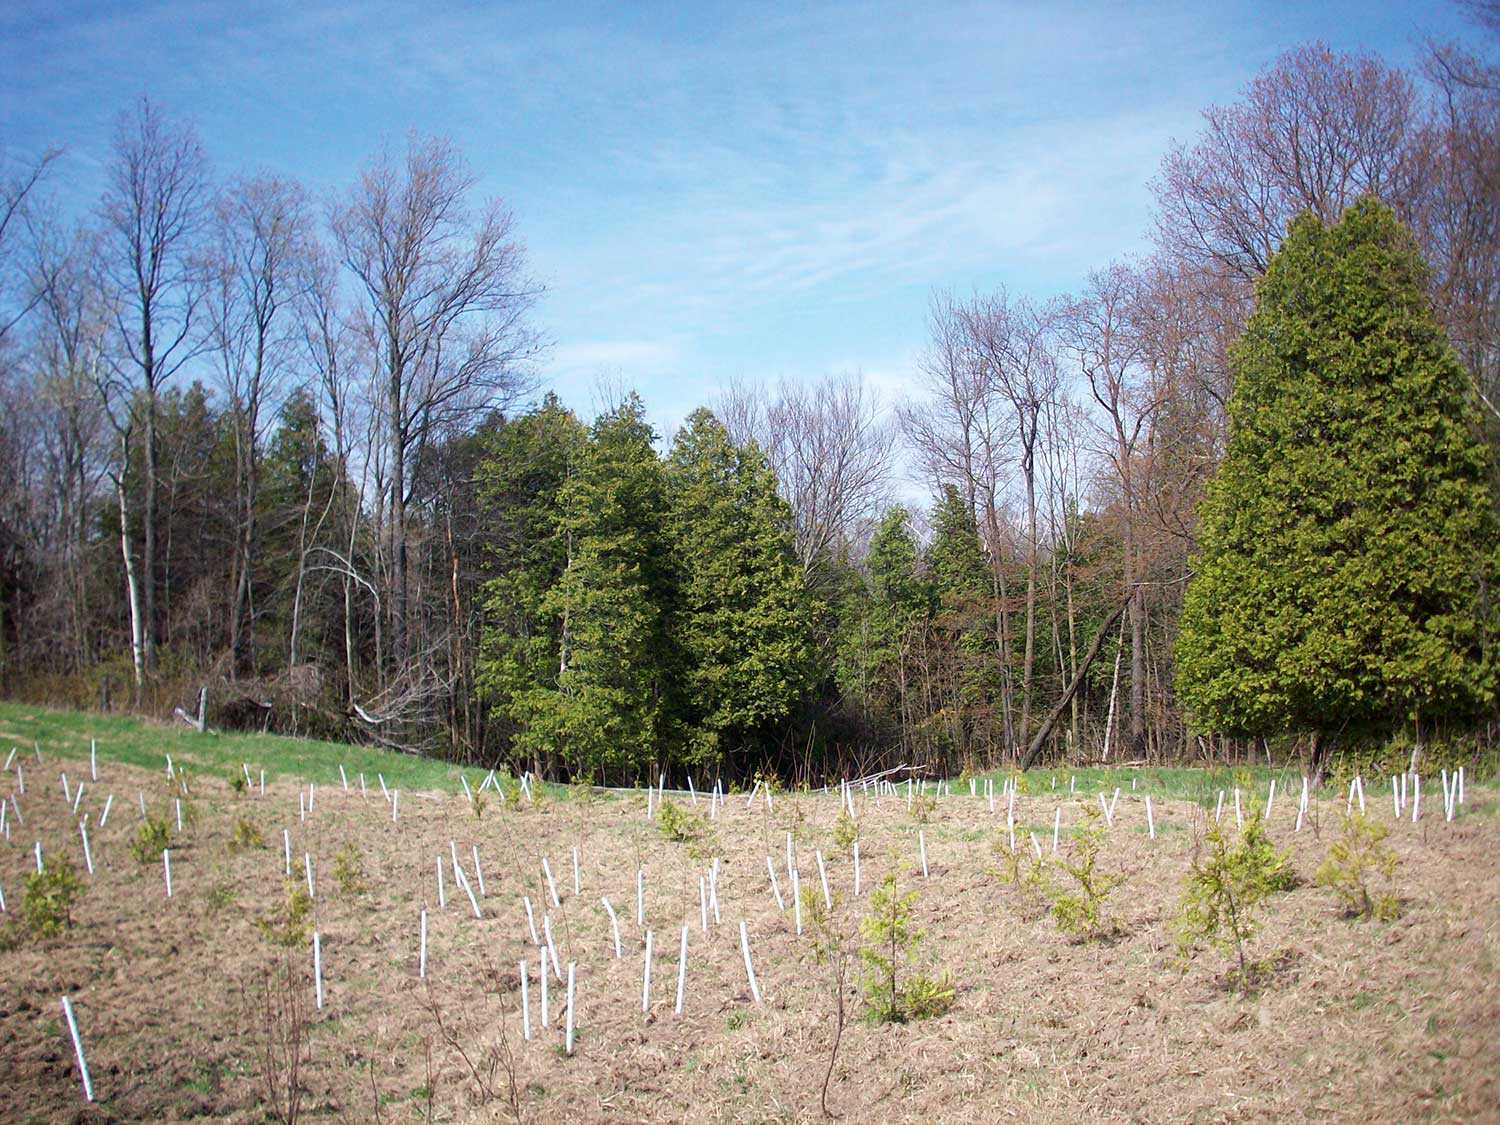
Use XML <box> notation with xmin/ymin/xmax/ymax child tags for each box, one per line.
<box><xmin>313</xmin><ymin>931</ymin><xmax>324</xmax><ymax>1010</ymax></box>
<box><xmin>675</xmin><ymin>925</ymin><xmax>689</xmax><ymax>1015</ymax></box>
<box><xmin>641</xmin><ymin>929</ymin><xmax>654</xmax><ymax>1013</ymax></box>
<box><xmin>519</xmin><ymin>961</ymin><xmax>530</xmax><ymax>1039</ymax></box>
<box><xmin>766</xmin><ymin>856</ymin><xmax>784</xmax><ymax>910</ymax></box>
<box><xmin>601</xmin><ymin>897</ymin><xmax>622</xmax><ymax>958</ymax></box>
<box><xmin>565</xmin><ymin>962</ymin><xmax>576</xmax><ymax>1054</ymax></box>
<box><xmin>62</xmin><ymin>996</ymin><xmax>94</xmax><ymax>1103</ymax></box>
<box><xmin>739</xmin><ymin>920</ymin><xmax>762</xmax><ymax>1005</ymax></box>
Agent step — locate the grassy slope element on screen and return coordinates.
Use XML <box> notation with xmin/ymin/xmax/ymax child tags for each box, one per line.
<box><xmin>0</xmin><ymin>700</ymin><xmax>1394</xmax><ymax>811</ymax></box>
<box><xmin>0</xmin><ymin>700</ymin><xmax>500</xmax><ymax>796</ymax></box>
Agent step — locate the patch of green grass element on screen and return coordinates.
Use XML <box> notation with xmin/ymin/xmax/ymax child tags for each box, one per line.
<box><xmin>0</xmin><ymin>701</ymin><xmax>510</xmax><ymax>799</ymax></box>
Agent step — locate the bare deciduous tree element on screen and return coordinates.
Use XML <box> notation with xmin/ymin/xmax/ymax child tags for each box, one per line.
<box><xmin>97</xmin><ymin>97</ymin><xmax>211</xmax><ymax>673</ymax></box>
<box><xmin>332</xmin><ymin>133</ymin><xmax>541</xmax><ymax>678</ymax></box>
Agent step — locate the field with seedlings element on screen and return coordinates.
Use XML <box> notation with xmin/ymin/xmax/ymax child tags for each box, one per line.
<box><xmin>0</xmin><ymin>704</ymin><xmax>1497</xmax><ymax>1123</ymax></box>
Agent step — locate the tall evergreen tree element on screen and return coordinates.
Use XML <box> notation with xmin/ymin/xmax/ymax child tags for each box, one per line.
<box><xmin>665</xmin><ymin>408</ymin><xmax>816</xmax><ymax>768</ymax></box>
<box><xmin>1177</xmin><ymin>198</ymin><xmax>1499</xmax><ymax>755</ymax></box>
<box><xmin>474</xmin><ymin>394</ymin><xmax>587</xmax><ymax>768</ymax></box>
<box><xmin>926</xmin><ymin>484</ymin><xmax>997</xmax><ymax>761</ymax></box>
<box><xmin>513</xmin><ymin>395</ymin><xmax>672</xmax><ymax>780</ymax></box>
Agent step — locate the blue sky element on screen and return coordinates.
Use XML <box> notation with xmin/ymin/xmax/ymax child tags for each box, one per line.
<box><xmin>0</xmin><ymin>1</ymin><xmax>1479</xmax><ymax>438</ymax></box>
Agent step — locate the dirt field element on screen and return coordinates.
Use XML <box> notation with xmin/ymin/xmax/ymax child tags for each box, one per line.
<box><xmin>1</xmin><ymin>743</ymin><xmax>1496</xmax><ymax>1123</ymax></box>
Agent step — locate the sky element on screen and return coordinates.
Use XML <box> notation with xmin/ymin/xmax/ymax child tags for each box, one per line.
<box><xmin>0</xmin><ymin>0</ymin><xmax>1482</xmax><ymax>440</ymax></box>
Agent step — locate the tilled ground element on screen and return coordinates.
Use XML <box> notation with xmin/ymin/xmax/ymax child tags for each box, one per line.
<box><xmin>0</xmin><ymin>751</ymin><xmax>1495</xmax><ymax>1123</ymax></box>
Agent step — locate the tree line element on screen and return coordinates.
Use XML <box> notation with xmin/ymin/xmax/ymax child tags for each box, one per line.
<box><xmin>0</xmin><ymin>27</ymin><xmax>1495</xmax><ymax>782</ymax></box>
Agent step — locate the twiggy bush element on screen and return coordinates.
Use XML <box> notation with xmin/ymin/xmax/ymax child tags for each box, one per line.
<box><xmin>1175</xmin><ymin>813</ymin><xmax>1292</xmax><ymax>986</ymax></box>
<box><xmin>857</xmin><ymin>873</ymin><xmax>954</xmax><ymax>1023</ymax></box>
<box><xmin>1047</xmin><ymin>803</ymin><xmax>1123</xmax><ymax>939</ymax></box>
<box><xmin>831</xmin><ymin>808</ymin><xmax>859</xmax><ymax>856</ymax></box>
<box><xmin>1316</xmin><ymin>812</ymin><xmax>1400</xmax><ymax>921</ymax></box>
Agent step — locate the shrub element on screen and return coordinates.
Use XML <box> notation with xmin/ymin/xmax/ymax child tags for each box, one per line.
<box><xmin>831</xmin><ymin>809</ymin><xmax>858</xmax><ymax>856</ymax></box>
<box><xmin>131</xmin><ymin>814</ymin><xmax>173</xmax><ymax>864</ymax></box>
<box><xmin>23</xmin><ymin>858</ymin><xmax>85</xmax><ymax>936</ymax></box>
<box><xmin>470</xmin><ymin>792</ymin><xmax>488</xmax><ymax>820</ymax></box>
<box><xmin>1047</xmin><ymin>803</ymin><xmax>1122</xmax><ymax>939</ymax></box>
<box><xmin>230</xmin><ymin>817</ymin><xmax>265</xmax><ymax>852</ymax></box>
<box><xmin>857</xmin><ymin>873</ymin><xmax>954</xmax><ymax>1023</ymax></box>
<box><xmin>229</xmin><ymin>771</ymin><xmax>248</xmax><ymax>795</ymax></box>
<box><xmin>1316</xmin><ymin>812</ymin><xmax>1400</xmax><ymax>921</ymax></box>
<box><xmin>257</xmin><ymin>881</ymin><xmax>314</xmax><ymax>948</ymax></box>
<box><xmin>657</xmin><ymin>799</ymin><xmax>710</xmax><ymax>846</ymax></box>
<box><xmin>907</xmin><ymin>792</ymin><xmax>936</xmax><ymax>824</ymax></box>
<box><xmin>1175</xmin><ymin>813</ymin><xmax>1292</xmax><ymax>986</ymax></box>
<box><xmin>206</xmin><ymin>880</ymin><xmax>239</xmax><ymax>913</ymax></box>
<box><xmin>333</xmin><ymin>842</ymin><xmax>367</xmax><ymax>897</ymax></box>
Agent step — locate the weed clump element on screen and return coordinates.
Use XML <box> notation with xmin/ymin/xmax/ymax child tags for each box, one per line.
<box><xmin>1316</xmin><ymin>813</ymin><xmax>1400</xmax><ymax>921</ymax></box>
<box><xmin>858</xmin><ymin>873</ymin><xmax>954</xmax><ymax>1023</ymax></box>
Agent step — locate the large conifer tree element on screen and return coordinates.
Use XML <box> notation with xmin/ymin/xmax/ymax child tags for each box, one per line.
<box><xmin>665</xmin><ymin>408</ymin><xmax>815</xmax><ymax>769</ymax></box>
<box><xmin>1177</xmin><ymin>197</ymin><xmax>1498</xmax><ymax>750</ymax></box>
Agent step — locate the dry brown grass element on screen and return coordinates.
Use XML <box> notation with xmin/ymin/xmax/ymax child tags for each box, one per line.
<box><xmin>1</xmin><ymin>760</ymin><xmax>1496</xmax><ymax>1122</ymax></box>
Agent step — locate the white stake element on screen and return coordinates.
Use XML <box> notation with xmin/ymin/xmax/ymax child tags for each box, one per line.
<box><xmin>816</xmin><ymin>850</ymin><xmax>832</xmax><ymax>910</ymax></box>
<box><xmin>305</xmin><ymin>853</ymin><xmax>315</xmax><ymax>899</ymax></box>
<box><xmin>61</xmin><ymin>996</ymin><xmax>94</xmax><ymax>1103</ymax></box>
<box><xmin>259</xmin><ymin>770</ymin><xmax>265</xmax><ymax>796</ymax></box>
<box><xmin>641</xmin><ymin>929</ymin><xmax>654</xmax><ymax>1013</ymax></box>
<box><xmin>543</xmin><ymin>915</ymin><xmax>561</xmax><ymax>978</ymax></box>
<box><xmin>1215</xmin><ymin>790</ymin><xmax>1224</xmax><ymax>822</ymax></box>
<box><xmin>391</xmin><ymin>790</ymin><xmax>399</xmax><ymax>823</ymax></box>
<box><xmin>472</xmin><ymin>845</ymin><xmax>486</xmax><ymax>897</ymax></box>
<box><xmin>1412</xmin><ymin>775</ymin><xmax>1421</xmax><ymax>822</ymax></box>
<box><xmin>675</xmin><ymin>925</ymin><xmax>689</xmax><ymax>1015</ymax></box>
<box><xmin>1355</xmin><ymin>775</ymin><xmax>1365</xmax><ymax>815</ymax></box>
<box><xmin>791</xmin><ymin>867</ymin><xmax>803</xmax><ymax>934</ymax></box>
<box><xmin>1145</xmin><ymin>796</ymin><xmax>1155</xmax><ymax>840</ymax></box>
<box><xmin>918</xmin><ymin>830</ymin><xmax>929</xmax><ymax>878</ymax></box>
<box><xmin>1030</xmin><ymin>832</ymin><xmax>1043</xmax><ymax>859</ymax></box>
<box><xmin>572</xmin><ymin>845</ymin><xmax>581</xmax><ymax>895</ymax></box>
<box><xmin>283</xmin><ymin>829</ymin><xmax>291</xmax><ymax>876</ymax></box>
<box><xmin>176</xmin><ymin>799</ymin><xmax>183</xmax><ymax>832</ymax></box>
<box><xmin>524</xmin><ymin>896</ymin><xmax>539</xmax><ymax>944</ymax></box>
<box><xmin>436</xmin><ymin>856</ymin><xmax>446</xmax><ymax>909</ymax></box>
<box><xmin>79</xmin><ymin>820</ymin><xmax>93</xmax><ymax>875</ymax></box>
<box><xmin>543</xmin><ymin>858</ymin><xmax>561</xmax><ymax>906</ymax></box>
<box><xmin>540</xmin><ymin>954</ymin><xmax>550</xmax><ymax>1026</ymax></box>
<box><xmin>1265</xmin><ymin>779</ymin><xmax>1276</xmax><ymax>821</ymax></box>
<box><xmin>35</xmin><ymin>839</ymin><xmax>43</xmax><ymax>871</ymax></box>
<box><xmin>565</xmin><ymin>962</ymin><xmax>576</xmax><ymax>1054</ymax></box>
<box><xmin>1234</xmin><ymin>787</ymin><xmax>1242</xmax><ymax>829</ymax></box>
<box><xmin>313</xmin><ymin>931</ymin><xmax>324</xmax><ymax>1010</ymax></box>
<box><xmin>163</xmin><ymin>849</ymin><xmax>173</xmax><ymax>898</ymax></box>
<box><xmin>739</xmin><ymin>920</ymin><xmax>762</xmax><ymax>1005</ymax></box>
<box><xmin>766</xmin><ymin>856</ymin><xmax>784</xmax><ymax>910</ymax></box>
<box><xmin>90</xmin><ymin>741</ymin><xmax>97</xmax><ymax>781</ymax></box>
<box><xmin>340</xmin><ymin>764</ymin><xmax>348</xmax><ymax>790</ymax></box>
<box><xmin>1052</xmin><ymin>807</ymin><xmax>1061</xmax><ymax>853</ymax></box>
<box><xmin>458</xmin><ymin>864</ymin><xmax>482</xmax><ymax>920</ymax></box>
<box><xmin>519</xmin><ymin>961</ymin><xmax>530</xmax><ymax>1039</ymax></box>
<box><xmin>601</xmin><ymin>897</ymin><xmax>622</xmax><ymax>958</ymax></box>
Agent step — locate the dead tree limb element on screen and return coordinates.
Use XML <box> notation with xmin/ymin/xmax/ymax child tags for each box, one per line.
<box><xmin>1021</xmin><ymin>596</ymin><xmax>1130</xmax><ymax>770</ymax></box>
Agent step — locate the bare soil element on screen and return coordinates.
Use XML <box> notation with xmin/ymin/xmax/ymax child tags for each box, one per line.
<box><xmin>1</xmin><ymin>757</ymin><xmax>1496</xmax><ymax>1123</ymax></box>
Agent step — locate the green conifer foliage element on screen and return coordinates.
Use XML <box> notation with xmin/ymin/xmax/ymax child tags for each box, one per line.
<box><xmin>665</xmin><ymin>409</ymin><xmax>816</xmax><ymax>768</ymax></box>
<box><xmin>1178</xmin><ymin>198</ymin><xmax>1498</xmax><ymax>740</ymax></box>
